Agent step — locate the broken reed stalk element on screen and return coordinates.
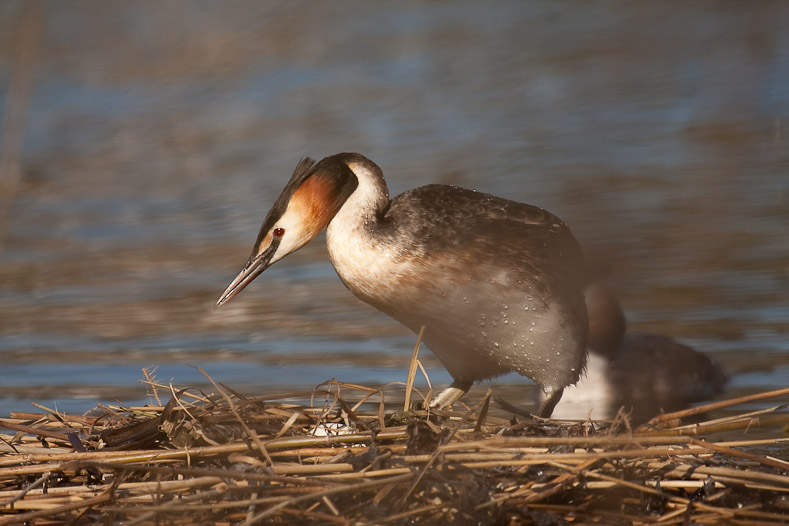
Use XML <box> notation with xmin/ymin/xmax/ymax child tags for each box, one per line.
<box><xmin>398</xmin><ymin>388</ymin><xmax>493</xmax><ymax>507</ymax></box>
<box><xmin>403</xmin><ymin>325</ymin><xmax>426</xmax><ymax>412</ymax></box>
<box><xmin>196</xmin><ymin>367</ymin><xmax>273</xmax><ymax>465</ymax></box>
<box><xmin>640</xmin><ymin>385</ymin><xmax>789</xmax><ymax>430</ymax></box>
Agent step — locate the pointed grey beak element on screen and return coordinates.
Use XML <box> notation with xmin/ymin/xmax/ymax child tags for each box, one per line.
<box><xmin>215</xmin><ymin>238</ymin><xmax>280</xmax><ymax>308</ymax></box>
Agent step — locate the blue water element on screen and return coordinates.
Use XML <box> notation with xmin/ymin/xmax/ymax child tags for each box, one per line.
<box><xmin>0</xmin><ymin>1</ymin><xmax>787</xmax><ymax>417</ymax></box>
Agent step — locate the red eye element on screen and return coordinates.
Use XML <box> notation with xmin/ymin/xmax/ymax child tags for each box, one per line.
<box><xmin>273</xmin><ymin>227</ymin><xmax>285</xmax><ymax>238</ymax></box>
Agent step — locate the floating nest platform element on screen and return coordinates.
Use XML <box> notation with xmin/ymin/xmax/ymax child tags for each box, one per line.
<box><xmin>1</xmin><ymin>372</ymin><xmax>788</xmax><ymax>525</ymax></box>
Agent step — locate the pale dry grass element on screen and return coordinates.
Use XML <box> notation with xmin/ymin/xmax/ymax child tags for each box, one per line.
<box><xmin>1</xmin><ymin>367</ymin><xmax>787</xmax><ymax>525</ymax></box>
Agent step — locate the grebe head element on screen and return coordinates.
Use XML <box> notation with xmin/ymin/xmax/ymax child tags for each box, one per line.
<box><xmin>216</xmin><ymin>155</ymin><xmax>359</xmax><ymax>307</ymax></box>
<box><xmin>584</xmin><ymin>282</ymin><xmax>626</xmax><ymax>356</ymax></box>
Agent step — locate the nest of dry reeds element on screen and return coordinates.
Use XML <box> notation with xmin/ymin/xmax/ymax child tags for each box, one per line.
<box><xmin>1</xmin><ymin>365</ymin><xmax>788</xmax><ymax>526</ymax></box>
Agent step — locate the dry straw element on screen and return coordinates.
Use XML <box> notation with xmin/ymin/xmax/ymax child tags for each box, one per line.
<box><xmin>1</xmin><ymin>363</ymin><xmax>788</xmax><ymax>525</ymax></box>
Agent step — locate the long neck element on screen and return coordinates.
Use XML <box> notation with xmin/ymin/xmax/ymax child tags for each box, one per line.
<box><xmin>324</xmin><ymin>158</ymin><xmax>392</xmax><ymax>299</ymax></box>
<box><xmin>326</xmin><ymin>158</ymin><xmax>390</xmax><ymax>240</ymax></box>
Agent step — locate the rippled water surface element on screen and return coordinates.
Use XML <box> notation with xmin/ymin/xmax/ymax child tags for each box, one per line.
<box><xmin>0</xmin><ymin>2</ymin><xmax>787</xmax><ymax>417</ymax></box>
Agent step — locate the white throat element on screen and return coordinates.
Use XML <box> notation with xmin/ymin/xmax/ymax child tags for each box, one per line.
<box><xmin>325</xmin><ymin>161</ymin><xmax>394</xmax><ymax>302</ymax></box>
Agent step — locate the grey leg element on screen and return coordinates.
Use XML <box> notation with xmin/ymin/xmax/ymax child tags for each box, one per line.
<box><xmin>537</xmin><ymin>387</ymin><xmax>564</xmax><ymax>418</ymax></box>
<box><xmin>428</xmin><ymin>380</ymin><xmax>472</xmax><ymax>409</ymax></box>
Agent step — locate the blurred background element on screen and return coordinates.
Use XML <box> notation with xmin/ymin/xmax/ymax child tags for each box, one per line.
<box><xmin>0</xmin><ymin>1</ymin><xmax>787</xmax><ymax>415</ymax></box>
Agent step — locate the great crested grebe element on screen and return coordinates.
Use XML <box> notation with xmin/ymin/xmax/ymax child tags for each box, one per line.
<box><xmin>543</xmin><ymin>283</ymin><xmax>728</xmax><ymax>421</ymax></box>
<box><xmin>216</xmin><ymin>152</ymin><xmax>588</xmax><ymax>418</ymax></box>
